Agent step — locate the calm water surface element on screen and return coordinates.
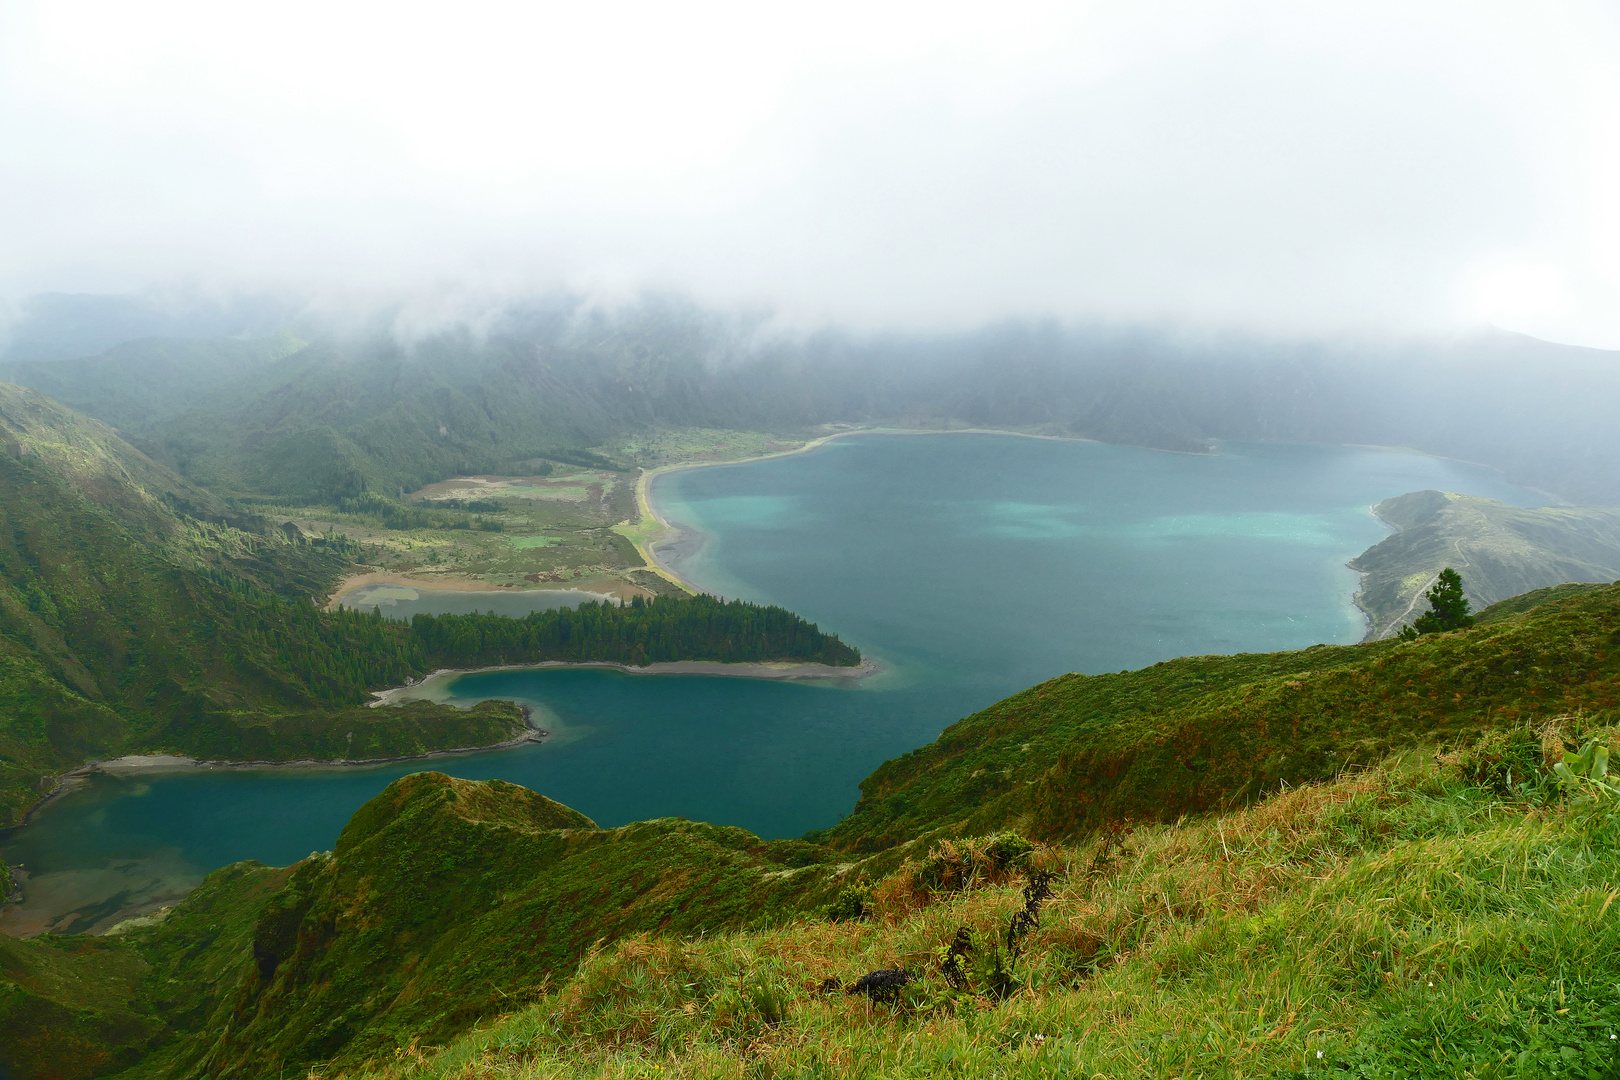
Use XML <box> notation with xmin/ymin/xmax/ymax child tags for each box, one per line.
<box><xmin>2</xmin><ymin>435</ymin><xmax>1542</xmax><ymax>932</ymax></box>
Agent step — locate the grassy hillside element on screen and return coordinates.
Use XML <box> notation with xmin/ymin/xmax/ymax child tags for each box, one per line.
<box><xmin>0</xmin><ymin>773</ymin><xmax>847</xmax><ymax>1080</ymax></box>
<box><xmin>818</xmin><ymin>582</ymin><xmax>1620</xmax><ymax>854</ymax></box>
<box><xmin>369</xmin><ymin>751</ymin><xmax>1620</xmax><ymax>1080</ymax></box>
<box><xmin>3</xmin><ymin>583</ymin><xmax>1620</xmax><ymax>1078</ymax></box>
<box><xmin>0</xmin><ymin>384</ymin><xmax>496</xmax><ymax>820</ymax></box>
<box><xmin>1350</xmin><ymin>490</ymin><xmax>1620</xmax><ymax>638</ymax></box>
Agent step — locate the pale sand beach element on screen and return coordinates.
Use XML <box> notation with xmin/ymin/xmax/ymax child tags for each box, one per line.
<box><xmin>367</xmin><ymin>656</ymin><xmax>883</xmax><ymax>706</ymax></box>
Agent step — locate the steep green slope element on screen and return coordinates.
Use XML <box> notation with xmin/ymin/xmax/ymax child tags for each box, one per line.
<box><xmin>0</xmin><ymin>773</ymin><xmax>844</xmax><ymax>1080</ymax></box>
<box><xmin>0</xmin><ymin>858</ymin><xmax>293</xmax><ymax>1080</ymax></box>
<box><xmin>819</xmin><ymin>582</ymin><xmax>1620</xmax><ymax>852</ymax></box>
<box><xmin>0</xmin><ymin>385</ymin><xmax>480</xmax><ymax>822</ymax></box>
<box><xmin>3</xmin><ymin>585</ymin><xmax>1619</xmax><ymax>1078</ymax></box>
<box><xmin>1350</xmin><ymin>489</ymin><xmax>1620</xmax><ymax>638</ymax></box>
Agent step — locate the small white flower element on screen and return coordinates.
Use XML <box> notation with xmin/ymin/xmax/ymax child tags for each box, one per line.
<box><xmin>1427</xmin><ymin>982</ymin><xmax>1434</xmax><ymax>987</ymax></box>
<box><xmin>1316</xmin><ymin>1050</ymin><xmax>1324</xmax><ymax>1060</ymax></box>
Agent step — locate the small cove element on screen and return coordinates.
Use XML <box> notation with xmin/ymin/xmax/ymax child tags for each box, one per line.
<box><xmin>1</xmin><ymin>434</ymin><xmax>1544</xmax><ymax>934</ymax></box>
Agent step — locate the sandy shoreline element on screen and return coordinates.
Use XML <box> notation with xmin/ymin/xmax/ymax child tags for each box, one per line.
<box><xmin>38</xmin><ymin>717</ymin><xmax>551</xmax><ymax>790</ymax></box>
<box><xmin>369</xmin><ymin>656</ymin><xmax>882</xmax><ymax>706</ymax></box>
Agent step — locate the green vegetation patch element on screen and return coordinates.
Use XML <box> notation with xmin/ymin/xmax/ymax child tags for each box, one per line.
<box><xmin>9</xmin><ymin>585</ymin><xmax>1620</xmax><ymax>1078</ymax></box>
<box><xmin>407</xmin><ymin>594</ymin><xmax>861</xmax><ymax>669</ymax></box>
<box><xmin>0</xmin><ymin>389</ymin><xmax>858</xmax><ymax>825</ymax></box>
<box><xmin>822</xmin><ymin>582</ymin><xmax>1620</xmax><ymax>852</ymax></box>
<box><xmin>607</xmin><ymin>428</ymin><xmax>812</xmax><ymax>469</ymax></box>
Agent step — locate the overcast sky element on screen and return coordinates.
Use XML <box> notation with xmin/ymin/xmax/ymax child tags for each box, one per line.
<box><xmin>2</xmin><ymin>0</ymin><xmax>1618</xmax><ymax>344</ymax></box>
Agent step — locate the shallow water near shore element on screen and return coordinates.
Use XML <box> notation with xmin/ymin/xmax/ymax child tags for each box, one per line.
<box><xmin>2</xmin><ymin>435</ymin><xmax>1543</xmax><ymax>933</ymax></box>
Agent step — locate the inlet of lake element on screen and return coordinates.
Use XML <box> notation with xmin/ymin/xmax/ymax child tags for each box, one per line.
<box><xmin>0</xmin><ymin>434</ymin><xmax>1544</xmax><ymax>933</ymax></box>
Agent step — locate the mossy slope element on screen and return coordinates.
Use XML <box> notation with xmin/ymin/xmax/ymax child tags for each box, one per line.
<box><xmin>186</xmin><ymin>773</ymin><xmax>841</xmax><ymax>1077</ymax></box>
<box><xmin>0</xmin><ymin>859</ymin><xmax>291</xmax><ymax>1080</ymax></box>
<box><xmin>9</xmin><ymin>583</ymin><xmax>1620</xmax><ymax>1078</ymax></box>
<box><xmin>366</xmin><ymin>753</ymin><xmax>1620</xmax><ymax>1080</ymax></box>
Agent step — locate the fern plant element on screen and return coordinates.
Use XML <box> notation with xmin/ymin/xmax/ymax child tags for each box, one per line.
<box><xmin>1552</xmin><ymin>739</ymin><xmax>1620</xmax><ymax>808</ymax></box>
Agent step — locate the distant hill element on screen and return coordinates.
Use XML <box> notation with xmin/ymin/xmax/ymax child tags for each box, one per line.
<box><xmin>6</xmin><ymin>298</ymin><xmax>1620</xmax><ymax>505</ymax></box>
<box><xmin>1348</xmin><ymin>490</ymin><xmax>1620</xmax><ymax>639</ymax></box>
<box><xmin>0</xmin><ymin>333</ymin><xmax>306</xmax><ymax>436</ymax></box>
<box><xmin>0</xmin><ymin>290</ymin><xmax>298</xmax><ymax>364</ymax></box>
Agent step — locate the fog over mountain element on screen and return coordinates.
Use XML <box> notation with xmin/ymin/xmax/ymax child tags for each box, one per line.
<box><xmin>3</xmin><ymin>0</ymin><xmax>1619</xmax><ymax>344</ymax></box>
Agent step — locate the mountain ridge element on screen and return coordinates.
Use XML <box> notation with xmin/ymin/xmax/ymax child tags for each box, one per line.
<box><xmin>8</xmin><ymin>311</ymin><xmax>1620</xmax><ymax>504</ymax></box>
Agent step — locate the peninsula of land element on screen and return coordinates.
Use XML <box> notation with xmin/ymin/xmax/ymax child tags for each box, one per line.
<box><xmin>1349</xmin><ymin>489</ymin><xmax>1620</xmax><ymax>638</ymax></box>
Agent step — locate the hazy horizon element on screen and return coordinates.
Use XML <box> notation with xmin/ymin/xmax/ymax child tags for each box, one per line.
<box><xmin>4</xmin><ymin>0</ymin><xmax>1619</xmax><ymax>348</ymax></box>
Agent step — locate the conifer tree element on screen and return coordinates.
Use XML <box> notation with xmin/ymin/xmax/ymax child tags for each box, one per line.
<box><xmin>1399</xmin><ymin>567</ymin><xmax>1475</xmax><ymax>640</ymax></box>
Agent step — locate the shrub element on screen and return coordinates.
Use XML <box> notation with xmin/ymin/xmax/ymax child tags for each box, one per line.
<box><xmin>917</xmin><ymin>833</ymin><xmax>1035</xmax><ymax>893</ymax></box>
<box><xmin>1448</xmin><ymin>725</ymin><xmax>1546</xmax><ymax>794</ymax></box>
<box><xmin>821</xmin><ymin>887</ymin><xmax>871</xmax><ymax>922</ymax></box>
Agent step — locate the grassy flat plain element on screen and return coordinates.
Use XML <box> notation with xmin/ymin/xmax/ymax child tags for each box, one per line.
<box><xmin>286</xmin><ymin>468</ymin><xmax>647</xmax><ymax>600</ymax></box>
<box><xmin>298</xmin><ymin>430</ymin><xmax>829</xmax><ymax>604</ymax></box>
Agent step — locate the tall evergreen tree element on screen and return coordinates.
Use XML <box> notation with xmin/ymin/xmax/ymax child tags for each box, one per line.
<box><xmin>1399</xmin><ymin>567</ymin><xmax>1475</xmax><ymax>639</ymax></box>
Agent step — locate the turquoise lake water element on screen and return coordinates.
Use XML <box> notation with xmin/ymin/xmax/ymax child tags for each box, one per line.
<box><xmin>0</xmin><ymin>435</ymin><xmax>1543</xmax><ymax>932</ymax></box>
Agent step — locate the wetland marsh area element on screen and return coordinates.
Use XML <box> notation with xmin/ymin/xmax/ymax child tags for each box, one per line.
<box><xmin>1</xmin><ymin>433</ymin><xmax>1541</xmax><ymax>934</ymax></box>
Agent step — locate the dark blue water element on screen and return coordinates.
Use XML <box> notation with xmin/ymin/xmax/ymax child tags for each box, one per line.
<box><xmin>1</xmin><ymin>435</ymin><xmax>1541</xmax><ymax>930</ymax></box>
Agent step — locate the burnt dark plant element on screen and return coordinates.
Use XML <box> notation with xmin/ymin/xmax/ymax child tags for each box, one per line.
<box><xmin>847</xmin><ymin>969</ymin><xmax>914</xmax><ymax>1004</ymax></box>
<box><xmin>941</xmin><ymin>927</ymin><xmax>973</xmax><ymax>990</ymax></box>
<box><xmin>1006</xmin><ymin>868</ymin><xmax>1055</xmax><ymax>960</ymax></box>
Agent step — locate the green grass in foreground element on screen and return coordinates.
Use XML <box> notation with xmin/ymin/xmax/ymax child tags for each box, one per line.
<box><xmin>361</xmin><ymin>747</ymin><xmax>1620</xmax><ymax>1080</ymax></box>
